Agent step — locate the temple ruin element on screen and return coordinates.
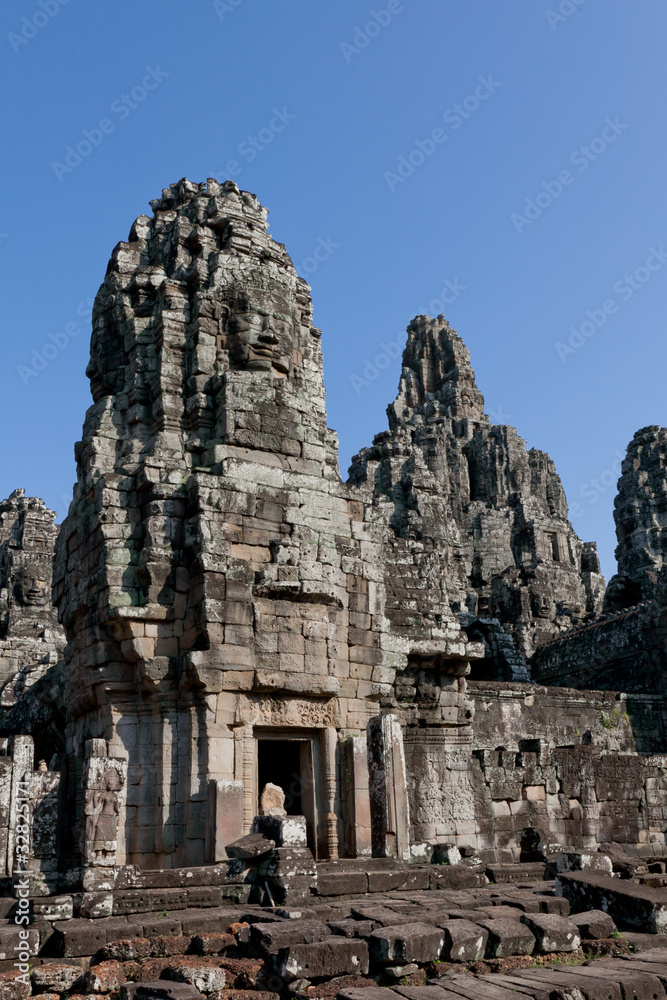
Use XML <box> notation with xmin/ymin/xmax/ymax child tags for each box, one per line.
<box><xmin>2</xmin><ymin>180</ymin><xmax>667</xmax><ymax>986</ymax></box>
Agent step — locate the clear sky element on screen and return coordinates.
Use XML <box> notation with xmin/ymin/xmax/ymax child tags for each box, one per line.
<box><xmin>1</xmin><ymin>0</ymin><xmax>665</xmax><ymax>580</ymax></box>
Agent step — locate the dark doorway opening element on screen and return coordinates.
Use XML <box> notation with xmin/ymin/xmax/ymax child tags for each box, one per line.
<box><xmin>257</xmin><ymin>739</ymin><xmax>303</xmax><ymax>815</ymax></box>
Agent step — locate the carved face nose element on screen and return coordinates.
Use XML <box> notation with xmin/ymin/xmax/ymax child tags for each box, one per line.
<box><xmin>258</xmin><ymin>321</ymin><xmax>279</xmax><ymax>344</ymax></box>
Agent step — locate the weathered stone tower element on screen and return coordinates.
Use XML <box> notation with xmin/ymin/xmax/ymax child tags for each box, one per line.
<box><xmin>52</xmin><ymin>179</ymin><xmax>484</xmax><ymax>878</ymax></box>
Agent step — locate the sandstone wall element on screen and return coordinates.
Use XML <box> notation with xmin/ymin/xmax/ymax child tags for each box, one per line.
<box><xmin>468</xmin><ymin>681</ymin><xmax>667</xmax><ymax>858</ymax></box>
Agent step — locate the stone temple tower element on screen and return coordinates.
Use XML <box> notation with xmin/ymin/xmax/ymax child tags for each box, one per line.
<box><xmin>53</xmin><ymin>179</ymin><xmax>483</xmax><ymax>879</ymax></box>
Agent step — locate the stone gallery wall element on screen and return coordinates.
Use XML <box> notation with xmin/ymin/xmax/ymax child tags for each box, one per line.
<box><xmin>467</xmin><ymin>681</ymin><xmax>667</xmax><ymax>858</ymax></box>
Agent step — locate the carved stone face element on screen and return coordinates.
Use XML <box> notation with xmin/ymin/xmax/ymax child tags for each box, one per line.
<box><xmin>14</xmin><ymin>566</ymin><xmax>49</xmax><ymax>606</ymax></box>
<box><xmin>227</xmin><ymin>289</ymin><xmax>295</xmax><ymax>374</ymax></box>
<box><xmin>531</xmin><ymin>591</ymin><xmax>552</xmax><ymax>619</ymax></box>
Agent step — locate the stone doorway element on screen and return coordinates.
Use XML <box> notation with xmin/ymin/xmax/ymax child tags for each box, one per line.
<box><xmin>255</xmin><ymin>732</ymin><xmax>319</xmax><ymax>856</ymax></box>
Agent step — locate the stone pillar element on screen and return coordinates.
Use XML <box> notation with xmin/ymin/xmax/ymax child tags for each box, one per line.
<box><xmin>206</xmin><ymin>779</ymin><xmax>243</xmax><ymax>862</ymax></box>
<box><xmin>345</xmin><ymin>735</ymin><xmax>372</xmax><ymax>857</ymax></box>
<box><xmin>323</xmin><ymin>727</ymin><xmax>339</xmax><ymax>859</ymax></box>
<box><xmin>367</xmin><ymin>714</ymin><xmax>410</xmax><ymax>860</ymax></box>
<box><xmin>81</xmin><ymin>739</ymin><xmax>128</xmax><ymax>890</ymax></box>
<box><xmin>234</xmin><ymin>725</ymin><xmax>255</xmax><ymax>834</ymax></box>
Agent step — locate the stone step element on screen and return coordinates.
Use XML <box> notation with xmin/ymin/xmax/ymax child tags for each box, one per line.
<box><xmin>50</xmin><ymin>907</ymin><xmax>244</xmax><ymax>958</ymax></box>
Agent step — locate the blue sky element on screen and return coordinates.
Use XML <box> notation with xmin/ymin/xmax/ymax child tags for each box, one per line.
<box><xmin>1</xmin><ymin>0</ymin><xmax>665</xmax><ymax>580</ymax></box>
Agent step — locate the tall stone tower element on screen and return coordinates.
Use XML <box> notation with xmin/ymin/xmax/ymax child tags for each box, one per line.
<box><xmin>350</xmin><ymin>315</ymin><xmax>605</xmax><ymax>669</ymax></box>
<box><xmin>53</xmin><ymin>180</ymin><xmax>483</xmax><ymax>876</ymax></box>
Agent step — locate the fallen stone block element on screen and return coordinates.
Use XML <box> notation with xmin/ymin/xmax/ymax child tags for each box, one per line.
<box><xmin>570</xmin><ymin>910</ymin><xmax>617</xmax><ymax>939</ymax></box>
<box><xmin>367</xmin><ymin>922</ymin><xmax>445</xmax><ymax>964</ymax></box>
<box><xmin>99</xmin><ymin>938</ymin><xmax>153</xmax><ymax>961</ymax></box>
<box><xmin>476</xmin><ymin>918</ymin><xmax>536</xmax><ymax>958</ymax></box>
<box><xmin>190</xmin><ymin>933</ymin><xmax>236</xmax><ymax>955</ymax></box>
<box><xmin>0</xmin><ymin>927</ymin><xmax>40</xmax><ymax>963</ymax></box>
<box><xmin>440</xmin><ymin>918</ymin><xmax>488</xmax><ymax>962</ymax></box>
<box><xmin>557</xmin><ymin>852</ymin><xmax>614</xmax><ymax>874</ymax></box>
<box><xmin>161</xmin><ymin>959</ymin><xmax>227</xmax><ymax>995</ymax></box>
<box><xmin>0</xmin><ymin>971</ymin><xmax>34</xmax><ymax>1000</ymax></box>
<box><xmin>32</xmin><ymin>965</ymin><xmax>84</xmax><ymax>994</ymax></box>
<box><xmin>146</xmin><ymin>936</ymin><xmax>192</xmax><ymax>958</ymax></box>
<box><xmin>384</xmin><ymin>965</ymin><xmax>419</xmax><ymax>980</ymax></box>
<box><xmin>252</xmin><ymin>815</ymin><xmax>307</xmax><ymax>848</ymax></box>
<box><xmin>556</xmin><ymin>872</ymin><xmax>667</xmax><ymax>933</ymax></box>
<box><xmin>519</xmin><ymin>913</ymin><xmax>580</xmax><ymax>954</ymax></box>
<box><xmin>250</xmin><ymin>919</ymin><xmax>332</xmax><ymax>955</ymax></box>
<box><xmin>83</xmin><ymin>961</ymin><xmax>127</xmax><ymax>994</ymax></box>
<box><xmin>278</xmin><ymin>938</ymin><xmax>369</xmax><ymax>981</ymax></box>
<box><xmin>226</xmin><ymin>833</ymin><xmax>275</xmax><ymax>860</ymax></box>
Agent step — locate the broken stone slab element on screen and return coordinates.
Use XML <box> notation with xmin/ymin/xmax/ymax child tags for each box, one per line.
<box><xmin>252</xmin><ymin>815</ymin><xmax>308</xmax><ymax>848</ymax></box>
<box><xmin>598</xmin><ymin>843</ymin><xmax>644</xmax><ymax>879</ymax></box>
<box><xmin>225</xmin><ymin>833</ymin><xmax>275</xmax><ymax>860</ymax></box>
<box><xmin>570</xmin><ymin>909</ymin><xmax>616</xmax><ymax>939</ymax></box>
<box><xmin>480</xmin><ymin>973</ymin><xmax>553</xmax><ymax>1000</ymax></box>
<box><xmin>249</xmin><ymin>920</ymin><xmax>332</xmax><ymax>955</ymax></box>
<box><xmin>278</xmin><ymin>938</ymin><xmax>369</xmax><ymax>981</ymax></box>
<box><xmin>384</xmin><ymin>965</ymin><xmax>420</xmax><ymax>979</ymax></box>
<box><xmin>440</xmin><ymin>918</ymin><xmax>488</xmax><ymax>962</ymax></box>
<box><xmin>556</xmin><ymin>872</ymin><xmax>667</xmax><ymax>933</ymax></box>
<box><xmin>367</xmin><ymin>922</ymin><xmax>445</xmax><ymax>964</ymax></box>
<box><xmin>519</xmin><ymin>913</ymin><xmax>580</xmax><ymax>954</ymax></box>
<box><xmin>435</xmin><ymin>972</ymin><xmax>526</xmax><ymax>1000</ymax></box>
<box><xmin>557</xmin><ymin>852</ymin><xmax>614</xmax><ymax>874</ymax></box>
<box><xmin>556</xmin><ymin>962</ymin><xmax>666</xmax><ymax>1000</ymax></box>
<box><xmin>509</xmin><ymin>967</ymin><xmax>613</xmax><ymax>1000</ymax></box>
<box><xmin>475</xmin><ymin>918</ymin><xmax>536</xmax><ymax>958</ymax></box>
